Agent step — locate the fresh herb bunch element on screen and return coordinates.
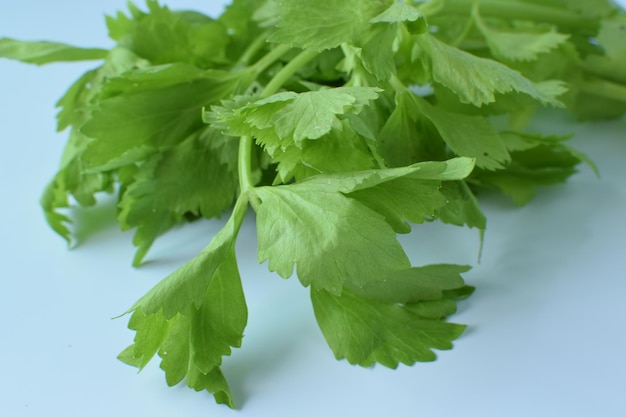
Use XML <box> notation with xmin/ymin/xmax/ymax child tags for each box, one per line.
<box><xmin>1</xmin><ymin>0</ymin><xmax>624</xmax><ymax>408</ymax></box>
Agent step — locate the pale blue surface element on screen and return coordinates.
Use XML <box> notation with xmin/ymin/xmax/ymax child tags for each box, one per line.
<box><xmin>1</xmin><ymin>2</ymin><xmax>625</xmax><ymax>416</ymax></box>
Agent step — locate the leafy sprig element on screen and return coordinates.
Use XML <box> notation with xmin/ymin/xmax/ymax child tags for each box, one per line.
<box><xmin>1</xmin><ymin>0</ymin><xmax>624</xmax><ymax>408</ymax></box>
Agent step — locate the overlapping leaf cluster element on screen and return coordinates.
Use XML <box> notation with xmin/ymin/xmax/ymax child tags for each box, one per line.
<box><xmin>1</xmin><ymin>0</ymin><xmax>625</xmax><ymax>408</ymax></box>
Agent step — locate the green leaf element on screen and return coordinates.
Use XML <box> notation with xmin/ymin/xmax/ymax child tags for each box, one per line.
<box><xmin>500</xmin><ymin>130</ymin><xmax>597</xmax><ymax>175</ymax></box>
<box><xmin>105</xmin><ymin>0</ymin><xmax>230</xmax><ymax>68</ymax></box>
<box><xmin>153</xmin><ymin>131</ymin><xmax>238</xmax><ymax>218</ymax></box>
<box><xmin>377</xmin><ymin>89</ymin><xmax>445</xmax><ymax>167</ymax></box>
<box><xmin>371</xmin><ymin>1</ymin><xmax>427</xmax><ymax>35</ymax></box>
<box><xmin>272</xmin><ymin>87</ymin><xmax>381</xmax><ymax>143</ymax></box>
<box><xmin>436</xmin><ymin>181</ymin><xmax>486</xmax><ymax>231</ymax></box>
<box><xmin>326</xmin><ymin>0</ymin><xmax>427</xmax><ymax>80</ymax></box>
<box><xmin>117</xmin><ymin>158</ymin><xmax>179</xmax><ymax>266</ymax></box>
<box><xmin>474</xmin><ymin>138</ymin><xmax>582</xmax><ymax>205</ymax></box>
<box><xmin>414</xmin><ymin>33</ymin><xmax>568</xmax><ymax>107</ymax></box>
<box><xmin>0</xmin><ymin>37</ymin><xmax>107</xmax><ymax>65</ymax></box>
<box><xmin>371</xmin><ymin>2</ymin><xmax>424</xmax><ymax>24</ymax></box>
<box><xmin>254</xmin><ymin>182</ymin><xmax>410</xmax><ymax>294</ymax></box>
<box><xmin>81</xmin><ymin>65</ymin><xmax>243</xmax><ymax>170</ymax></box>
<box><xmin>157</xmin><ymin>314</ymin><xmax>190</xmax><ymax>385</ymax></box>
<box><xmin>410</xmin><ymin>94</ymin><xmax>510</xmax><ymax>170</ymax></box>
<box><xmin>189</xmin><ymin>249</ymin><xmax>247</xmax><ymax>373</ymax></box>
<box><xmin>346</xmin><ymin>264</ymin><xmax>471</xmax><ymax>303</ymax></box>
<box><xmin>360</xmin><ymin>23</ymin><xmax>398</xmax><ymax>81</ymax></box>
<box><xmin>120</xmin><ymin>307</ymin><xmax>169</xmax><ymax>370</ymax></box>
<box><xmin>209</xmin><ymin>87</ymin><xmax>381</xmax><ymax>152</ymax></box>
<box><xmin>474</xmin><ymin>12</ymin><xmax>570</xmax><ymax>62</ymax></box>
<box><xmin>55</xmin><ymin>69</ymin><xmax>99</xmax><ymax>132</ymax></box>
<box><xmin>253</xmin><ymin>159</ymin><xmax>474</xmax><ymax>294</ymax></box>
<box><xmin>118</xmin><ymin>304</ymin><xmax>243</xmax><ymax>408</ymax></box>
<box><xmin>269</xmin><ymin>0</ymin><xmax>389</xmax><ymax>51</ymax></box>
<box><xmin>40</xmin><ymin>176</ymin><xmax>72</xmax><ymax>244</ymax></box>
<box><xmin>347</xmin><ymin>177</ymin><xmax>447</xmax><ymax>233</ymax></box>
<box><xmin>311</xmin><ymin>287</ymin><xmax>467</xmax><ymax>368</ymax></box>
<box><xmin>269</xmin><ymin>121</ymin><xmax>376</xmax><ymax>183</ymax></box>
<box><xmin>126</xmin><ymin>203</ymin><xmax>242</xmax><ymax>318</ymax></box>
<box><xmin>291</xmin><ymin>157</ymin><xmax>476</xmax><ymax>193</ymax></box>
<box><xmin>39</xmin><ymin>129</ymin><xmax>115</xmax><ymax>244</ymax></box>
<box><xmin>186</xmin><ymin>366</ymin><xmax>234</xmax><ymax>408</ymax></box>
<box><xmin>119</xmin><ymin>209</ymin><xmax>247</xmax><ymax>408</ymax></box>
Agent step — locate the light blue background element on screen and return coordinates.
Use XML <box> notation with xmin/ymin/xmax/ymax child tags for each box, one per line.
<box><xmin>1</xmin><ymin>1</ymin><xmax>625</xmax><ymax>416</ymax></box>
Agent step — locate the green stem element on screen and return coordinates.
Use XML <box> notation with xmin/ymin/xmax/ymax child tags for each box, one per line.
<box><xmin>249</xmin><ymin>43</ymin><xmax>292</xmax><ymax>76</ymax></box>
<box><xmin>230</xmin><ymin>190</ymin><xmax>250</xmax><ymax>236</ymax></box>
<box><xmin>389</xmin><ymin>74</ymin><xmax>407</xmax><ymax>93</ymax></box>
<box><xmin>260</xmin><ymin>48</ymin><xmax>318</xmax><ymax>98</ymax></box>
<box><xmin>579</xmin><ymin>77</ymin><xmax>626</xmax><ymax>104</ymax></box>
<box><xmin>236</xmin><ymin>29</ymin><xmax>273</xmax><ymax>68</ymax></box>
<box><xmin>238</xmin><ymin>135</ymin><xmax>255</xmax><ymax>194</ymax></box>
<box><xmin>235</xmin><ymin>45</ymin><xmax>301</xmax><ymax>195</ymax></box>
<box><xmin>435</xmin><ymin>0</ymin><xmax>598</xmax><ymax>32</ymax></box>
<box><xmin>450</xmin><ymin>15</ymin><xmax>475</xmax><ymax>48</ymax></box>
<box><xmin>236</xmin><ymin>48</ymin><xmax>319</xmax><ymax>204</ymax></box>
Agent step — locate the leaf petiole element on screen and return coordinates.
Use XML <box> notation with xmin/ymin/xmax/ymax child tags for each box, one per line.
<box><xmin>260</xmin><ymin>48</ymin><xmax>318</xmax><ymax>98</ymax></box>
<box><xmin>236</xmin><ymin>47</ymin><xmax>320</xmax><ymax>207</ymax></box>
<box><xmin>235</xmin><ymin>29</ymin><xmax>273</xmax><ymax>68</ymax></box>
<box><xmin>230</xmin><ymin>189</ymin><xmax>250</xmax><ymax>236</ymax></box>
<box><xmin>578</xmin><ymin>76</ymin><xmax>626</xmax><ymax>104</ymax></box>
<box><xmin>237</xmin><ymin>135</ymin><xmax>255</xmax><ymax>194</ymax></box>
<box><xmin>436</xmin><ymin>0</ymin><xmax>598</xmax><ymax>32</ymax></box>
<box><xmin>248</xmin><ymin>43</ymin><xmax>292</xmax><ymax>76</ymax></box>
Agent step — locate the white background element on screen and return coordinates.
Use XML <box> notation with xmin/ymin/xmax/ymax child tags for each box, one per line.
<box><xmin>1</xmin><ymin>1</ymin><xmax>625</xmax><ymax>416</ymax></box>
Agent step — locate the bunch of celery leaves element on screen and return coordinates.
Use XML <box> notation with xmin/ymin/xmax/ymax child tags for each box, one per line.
<box><xmin>1</xmin><ymin>0</ymin><xmax>625</xmax><ymax>408</ymax></box>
